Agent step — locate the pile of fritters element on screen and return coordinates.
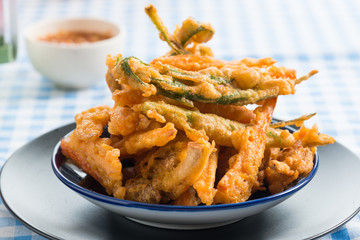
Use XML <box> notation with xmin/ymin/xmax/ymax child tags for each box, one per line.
<box><xmin>60</xmin><ymin>4</ymin><xmax>334</xmax><ymax>206</ymax></box>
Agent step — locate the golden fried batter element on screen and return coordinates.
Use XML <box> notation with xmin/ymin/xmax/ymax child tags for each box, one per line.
<box><xmin>193</xmin><ymin>149</ymin><xmax>218</xmax><ymax>205</ymax></box>
<box><xmin>108</xmin><ymin>106</ymin><xmax>140</xmax><ymax>136</ymax></box>
<box><xmin>61</xmin><ymin>106</ymin><xmax>125</xmax><ymax>198</ymax></box>
<box><xmin>137</xmin><ymin>140</ymin><xmax>213</xmax><ymax>200</ymax></box>
<box><xmin>214</xmin><ymin>98</ymin><xmax>277</xmax><ymax>204</ymax></box>
<box><xmin>265</xmin><ymin>144</ymin><xmax>314</xmax><ymax>194</ymax></box>
<box><xmin>118</xmin><ymin>122</ymin><xmax>177</xmax><ymax>156</ymax></box>
<box><xmin>173</xmin><ymin>187</ymin><xmax>201</xmax><ymax>206</ymax></box>
<box><xmin>60</xmin><ymin>4</ymin><xmax>335</xmax><ymax>206</ymax></box>
<box><xmin>73</xmin><ymin>105</ymin><xmax>111</xmax><ymax>141</ymax></box>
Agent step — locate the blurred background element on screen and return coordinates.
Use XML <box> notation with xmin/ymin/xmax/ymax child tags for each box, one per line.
<box><xmin>0</xmin><ymin>0</ymin><xmax>359</xmax><ymax>239</ymax></box>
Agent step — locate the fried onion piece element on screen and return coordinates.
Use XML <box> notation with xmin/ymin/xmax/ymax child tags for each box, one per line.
<box><xmin>173</xmin><ymin>187</ymin><xmax>201</xmax><ymax>206</ymax></box>
<box><xmin>61</xmin><ymin>133</ymin><xmax>125</xmax><ymax>199</ymax></box>
<box><xmin>138</xmin><ymin>140</ymin><xmax>213</xmax><ymax>200</ymax></box>
<box><xmin>193</xmin><ymin>148</ymin><xmax>218</xmax><ymax>205</ymax></box>
<box><xmin>118</xmin><ymin>122</ymin><xmax>177</xmax><ymax>156</ymax></box>
<box><xmin>214</xmin><ymin>98</ymin><xmax>276</xmax><ymax>204</ymax></box>
<box><xmin>265</xmin><ymin>144</ymin><xmax>314</xmax><ymax>194</ymax></box>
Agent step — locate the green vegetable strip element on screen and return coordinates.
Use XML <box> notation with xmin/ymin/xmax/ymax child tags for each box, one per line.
<box><xmin>161</xmin><ymin>64</ymin><xmax>231</xmax><ymax>85</ymax></box>
<box><xmin>178</xmin><ymin>24</ymin><xmax>214</xmax><ymax>46</ymax></box>
<box><xmin>139</xmin><ymin>101</ymin><xmax>246</xmax><ymax>146</ymax></box>
<box><xmin>151</xmin><ymin>77</ymin><xmax>278</xmax><ymax>105</ymax></box>
<box><xmin>138</xmin><ymin>101</ymin><xmax>321</xmax><ymax>148</ymax></box>
<box><xmin>121</xmin><ymin>56</ymin><xmax>279</xmax><ymax>105</ymax></box>
<box><xmin>120</xmin><ymin>57</ymin><xmax>154</xmax><ymax>94</ymax></box>
<box><xmin>145</xmin><ymin>4</ymin><xmax>187</xmax><ymax>55</ymax></box>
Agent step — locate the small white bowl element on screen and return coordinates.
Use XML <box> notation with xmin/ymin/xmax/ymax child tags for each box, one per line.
<box><xmin>52</xmin><ymin>125</ymin><xmax>319</xmax><ymax>230</ymax></box>
<box><xmin>25</xmin><ymin>18</ymin><xmax>124</xmax><ymax>89</ymax></box>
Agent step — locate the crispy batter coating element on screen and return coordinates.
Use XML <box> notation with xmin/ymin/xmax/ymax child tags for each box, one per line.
<box><xmin>112</xmin><ymin>89</ymin><xmax>147</xmax><ymax>107</ymax></box>
<box><xmin>173</xmin><ymin>187</ymin><xmax>201</xmax><ymax>206</ymax></box>
<box><xmin>125</xmin><ymin>177</ymin><xmax>162</xmax><ymax>204</ymax></box>
<box><xmin>73</xmin><ymin>105</ymin><xmax>111</xmax><ymax>141</ymax></box>
<box><xmin>214</xmin><ymin>98</ymin><xmax>277</xmax><ymax>204</ymax></box>
<box><xmin>136</xmin><ymin>140</ymin><xmax>213</xmax><ymax>200</ymax></box>
<box><xmin>265</xmin><ymin>144</ymin><xmax>314</xmax><ymax>194</ymax></box>
<box><xmin>151</xmin><ymin>55</ymin><xmax>276</xmax><ymax>72</ymax></box>
<box><xmin>61</xmin><ymin>136</ymin><xmax>125</xmax><ymax>198</ymax></box>
<box><xmin>118</xmin><ymin>122</ymin><xmax>177</xmax><ymax>156</ymax></box>
<box><xmin>61</xmin><ymin>4</ymin><xmax>335</xmax><ymax>206</ymax></box>
<box><xmin>194</xmin><ymin>102</ymin><xmax>255</xmax><ymax>124</ymax></box>
<box><xmin>193</xmin><ymin>149</ymin><xmax>218</xmax><ymax>205</ymax></box>
<box><xmin>106</xmin><ymin>54</ymin><xmax>123</xmax><ymax>93</ymax></box>
<box><xmin>108</xmin><ymin>106</ymin><xmax>140</xmax><ymax>136</ymax></box>
<box><xmin>266</xmin><ymin>124</ymin><xmax>335</xmax><ymax>149</ymax></box>
<box><xmin>61</xmin><ymin>106</ymin><xmax>125</xmax><ymax>199</ymax></box>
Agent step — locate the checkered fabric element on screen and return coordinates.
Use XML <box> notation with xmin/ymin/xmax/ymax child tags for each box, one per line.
<box><xmin>0</xmin><ymin>0</ymin><xmax>359</xmax><ymax>239</ymax></box>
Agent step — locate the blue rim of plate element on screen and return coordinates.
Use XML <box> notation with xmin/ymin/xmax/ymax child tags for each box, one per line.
<box><xmin>51</xmin><ymin>125</ymin><xmax>319</xmax><ymax>212</ymax></box>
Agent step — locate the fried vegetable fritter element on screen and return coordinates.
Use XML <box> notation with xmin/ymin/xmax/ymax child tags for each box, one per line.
<box><xmin>60</xmin><ymin>4</ymin><xmax>334</xmax><ymax>206</ymax></box>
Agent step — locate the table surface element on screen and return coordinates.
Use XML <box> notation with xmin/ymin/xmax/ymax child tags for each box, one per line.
<box><xmin>0</xmin><ymin>0</ymin><xmax>359</xmax><ymax>239</ymax></box>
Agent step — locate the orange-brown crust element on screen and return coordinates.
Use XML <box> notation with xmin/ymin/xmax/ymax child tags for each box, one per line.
<box><xmin>60</xmin><ymin>134</ymin><xmax>125</xmax><ymax>198</ymax></box>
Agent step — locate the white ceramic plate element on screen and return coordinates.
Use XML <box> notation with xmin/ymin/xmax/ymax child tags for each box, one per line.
<box><xmin>51</xmin><ymin>125</ymin><xmax>318</xmax><ymax>230</ymax></box>
<box><xmin>1</xmin><ymin>123</ymin><xmax>360</xmax><ymax>239</ymax></box>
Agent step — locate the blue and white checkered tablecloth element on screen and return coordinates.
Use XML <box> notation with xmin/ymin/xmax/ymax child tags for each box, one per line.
<box><xmin>1</xmin><ymin>0</ymin><xmax>360</xmax><ymax>239</ymax></box>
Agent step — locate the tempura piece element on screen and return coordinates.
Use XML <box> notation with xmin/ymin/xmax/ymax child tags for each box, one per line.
<box><xmin>137</xmin><ymin>101</ymin><xmax>324</xmax><ymax>148</ymax></box>
<box><xmin>60</xmin><ymin>106</ymin><xmax>125</xmax><ymax>199</ymax></box>
<box><xmin>293</xmin><ymin>124</ymin><xmax>335</xmax><ymax>148</ymax></box>
<box><xmin>214</xmin><ymin>98</ymin><xmax>276</xmax><ymax>204</ymax></box>
<box><xmin>266</xmin><ymin>124</ymin><xmax>335</xmax><ymax>149</ymax></box>
<box><xmin>118</xmin><ymin>57</ymin><xmax>278</xmax><ymax>106</ymax></box>
<box><xmin>61</xmin><ymin>136</ymin><xmax>125</xmax><ymax>199</ymax></box>
<box><xmin>116</xmin><ymin>122</ymin><xmax>177</xmax><ymax>156</ymax></box>
<box><xmin>137</xmin><ymin>139</ymin><xmax>213</xmax><ymax>200</ymax></box>
<box><xmin>173</xmin><ymin>17</ymin><xmax>214</xmax><ymax>47</ymax></box>
<box><xmin>60</xmin><ymin>4</ymin><xmax>335</xmax><ymax>206</ymax></box>
<box><xmin>265</xmin><ymin>144</ymin><xmax>314</xmax><ymax>194</ymax></box>
<box><xmin>73</xmin><ymin>105</ymin><xmax>111</xmax><ymax>141</ymax></box>
<box><xmin>108</xmin><ymin>106</ymin><xmax>140</xmax><ymax>136</ymax></box>
<box><xmin>112</xmin><ymin>89</ymin><xmax>147</xmax><ymax>107</ymax></box>
<box><xmin>193</xmin><ymin>150</ymin><xmax>218</xmax><ymax>205</ymax></box>
<box><xmin>257</xmin><ymin>69</ymin><xmax>318</xmax><ymax>95</ymax></box>
<box><xmin>106</xmin><ymin>54</ymin><xmax>123</xmax><ymax>93</ymax></box>
<box><xmin>137</xmin><ymin>101</ymin><xmax>246</xmax><ymax>146</ymax></box>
